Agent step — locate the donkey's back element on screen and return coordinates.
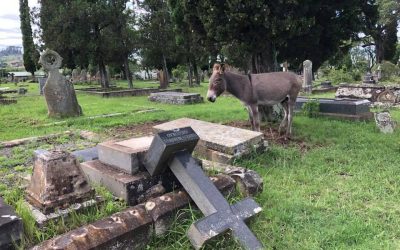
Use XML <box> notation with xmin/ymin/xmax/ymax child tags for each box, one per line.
<box><xmin>250</xmin><ymin>72</ymin><xmax>302</xmax><ymax>105</ymax></box>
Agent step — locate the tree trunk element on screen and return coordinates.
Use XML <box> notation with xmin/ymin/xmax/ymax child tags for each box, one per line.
<box><xmin>375</xmin><ymin>37</ymin><xmax>384</xmax><ymax>64</ymax></box>
<box><xmin>251</xmin><ymin>52</ymin><xmax>275</xmax><ymax>73</ymax></box>
<box><xmin>160</xmin><ymin>53</ymin><xmax>169</xmax><ymax>89</ymax></box>
<box><xmin>188</xmin><ymin>61</ymin><xmax>193</xmax><ymax>87</ymax></box>
<box><xmin>124</xmin><ymin>56</ymin><xmax>133</xmax><ymax>88</ymax></box>
<box><xmin>98</xmin><ymin>60</ymin><xmax>109</xmax><ymax>89</ymax></box>
<box><xmin>193</xmin><ymin>59</ymin><xmax>200</xmax><ymax>85</ymax></box>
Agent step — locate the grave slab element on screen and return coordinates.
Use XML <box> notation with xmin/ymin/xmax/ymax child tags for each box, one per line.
<box><xmin>295</xmin><ymin>97</ymin><xmax>374</xmax><ymax>121</ymax></box>
<box><xmin>0</xmin><ymin>197</ymin><xmax>23</xmax><ymax>250</ymax></box>
<box><xmin>153</xmin><ymin>118</ymin><xmax>265</xmax><ymax>163</ymax></box>
<box><xmin>97</xmin><ymin>136</ymin><xmax>153</xmax><ymax>174</ymax></box>
<box><xmin>80</xmin><ymin>160</ymin><xmax>180</xmax><ymax>206</ymax></box>
<box><xmin>149</xmin><ymin>91</ymin><xmax>203</xmax><ymax>104</ymax></box>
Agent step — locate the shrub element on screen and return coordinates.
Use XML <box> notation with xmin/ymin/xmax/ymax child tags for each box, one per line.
<box><xmin>302</xmin><ymin>99</ymin><xmax>320</xmax><ymax>118</ymax></box>
<box><xmin>172</xmin><ymin>65</ymin><xmax>187</xmax><ymax>83</ymax></box>
<box><xmin>373</xmin><ymin>61</ymin><xmax>400</xmax><ymax>81</ymax></box>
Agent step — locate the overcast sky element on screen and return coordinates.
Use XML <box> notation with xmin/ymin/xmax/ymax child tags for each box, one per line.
<box><xmin>0</xmin><ymin>0</ymin><xmax>38</xmax><ymax>49</ymax></box>
<box><xmin>0</xmin><ymin>1</ymin><xmax>399</xmax><ymax>50</ymax></box>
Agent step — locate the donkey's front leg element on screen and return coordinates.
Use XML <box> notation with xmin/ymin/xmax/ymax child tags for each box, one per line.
<box><xmin>250</xmin><ymin>105</ymin><xmax>260</xmax><ymax>131</ymax></box>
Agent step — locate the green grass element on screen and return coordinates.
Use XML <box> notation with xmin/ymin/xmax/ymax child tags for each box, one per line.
<box><xmin>1</xmin><ymin>79</ymin><xmax>400</xmax><ymax>249</ymax></box>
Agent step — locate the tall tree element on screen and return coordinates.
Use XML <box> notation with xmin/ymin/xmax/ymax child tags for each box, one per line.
<box><xmin>184</xmin><ymin>1</ymin><xmax>368</xmax><ymax>73</ymax></box>
<box><xmin>137</xmin><ymin>0</ymin><xmax>176</xmax><ymax>88</ymax></box>
<box><xmin>361</xmin><ymin>0</ymin><xmax>399</xmax><ymax>64</ymax></box>
<box><xmin>19</xmin><ymin>0</ymin><xmax>37</xmax><ymax>75</ymax></box>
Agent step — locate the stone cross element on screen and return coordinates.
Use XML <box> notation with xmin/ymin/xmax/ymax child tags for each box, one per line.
<box><xmin>303</xmin><ymin>60</ymin><xmax>312</xmax><ymax>93</ymax></box>
<box><xmin>144</xmin><ymin>127</ymin><xmax>263</xmax><ymax>249</ymax></box>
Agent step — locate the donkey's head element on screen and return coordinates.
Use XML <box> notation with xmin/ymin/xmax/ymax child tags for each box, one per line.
<box><xmin>207</xmin><ymin>64</ymin><xmax>226</xmax><ymax>102</ymax></box>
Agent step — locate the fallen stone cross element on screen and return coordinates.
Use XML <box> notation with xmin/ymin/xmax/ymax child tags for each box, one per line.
<box><xmin>144</xmin><ymin>127</ymin><xmax>263</xmax><ymax>249</ymax></box>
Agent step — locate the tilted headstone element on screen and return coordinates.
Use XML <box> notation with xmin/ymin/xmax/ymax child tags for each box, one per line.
<box><xmin>39</xmin><ymin>49</ymin><xmax>82</xmax><ymax>117</ymax></box>
<box><xmin>144</xmin><ymin>127</ymin><xmax>263</xmax><ymax>249</ymax></box>
<box><xmin>303</xmin><ymin>60</ymin><xmax>312</xmax><ymax>93</ymax></box>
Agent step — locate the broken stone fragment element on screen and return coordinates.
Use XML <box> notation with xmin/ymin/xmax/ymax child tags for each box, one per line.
<box><xmin>0</xmin><ymin>197</ymin><xmax>23</xmax><ymax>250</ymax></box>
<box><xmin>201</xmin><ymin>160</ymin><xmax>263</xmax><ymax>197</ymax></box>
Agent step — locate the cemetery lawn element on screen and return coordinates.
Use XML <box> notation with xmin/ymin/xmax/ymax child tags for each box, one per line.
<box><xmin>1</xmin><ymin>80</ymin><xmax>400</xmax><ymax>249</ymax></box>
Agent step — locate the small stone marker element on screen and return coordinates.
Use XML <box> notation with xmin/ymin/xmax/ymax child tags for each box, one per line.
<box><xmin>38</xmin><ymin>77</ymin><xmax>47</xmax><ymax>95</ymax></box>
<box><xmin>144</xmin><ymin>127</ymin><xmax>263</xmax><ymax>249</ymax></box>
<box><xmin>0</xmin><ymin>197</ymin><xmax>23</xmax><ymax>249</ymax></box>
<box><xmin>375</xmin><ymin>111</ymin><xmax>396</xmax><ymax>133</ymax></box>
<box><xmin>303</xmin><ymin>60</ymin><xmax>312</xmax><ymax>93</ymax></box>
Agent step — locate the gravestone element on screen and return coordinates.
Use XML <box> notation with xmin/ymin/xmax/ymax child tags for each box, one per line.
<box><xmin>39</xmin><ymin>49</ymin><xmax>82</xmax><ymax>117</ymax></box>
<box><xmin>144</xmin><ymin>127</ymin><xmax>263</xmax><ymax>249</ymax></box>
<box><xmin>303</xmin><ymin>60</ymin><xmax>312</xmax><ymax>93</ymax></box>
<box><xmin>375</xmin><ymin>111</ymin><xmax>396</xmax><ymax>133</ymax></box>
<box><xmin>71</xmin><ymin>69</ymin><xmax>80</xmax><ymax>83</ymax></box>
<box><xmin>80</xmin><ymin>69</ymin><xmax>87</xmax><ymax>82</ymax></box>
<box><xmin>148</xmin><ymin>92</ymin><xmax>203</xmax><ymax>105</ymax></box>
<box><xmin>153</xmin><ymin>118</ymin><xmax>265</xmax><ymax>164</ymax></box>
<box><xmin>363</xmin><ymin>72</ymin><xmax>375</xmax><ymax>84</ymax></box>
<box><xmin>295</xmin><ymin>97</ymin><xmax>373</xmax><ymax>121</ymax></box>
<box><xmin>26</xmin><ymin>150</ymin><xmax>95</xmax><ymax>214</ymax></box>
<box><xmin>38</xmin><ymin>77</ymin><xmax>47</xmax><ymax>95</ymax></box>
<box><xmin>0</xmin><ymin>197</ymin><xmax>23</xmax><ymax>249</ymax></box>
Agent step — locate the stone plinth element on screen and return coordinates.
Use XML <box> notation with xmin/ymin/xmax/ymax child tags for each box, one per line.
<box><xmin>80</xmin><ymin>160</ymin><xmax>180</xmax><ymax>206</ymax></box>
<box><xmin>76</xmin><ymin>88</ymin><xmax>183</xmax><ymax>98</ymax></box>
<box><xmin>26</xmin><ymin>150</ymin><xmax>94</xmax><ymax>214</ymax></box>
<box><xmin>335</xmin><ymin>85</ymin><xmax>400</xmax><ymax>104</ymax></box>
<box><xmin>97</xmin><ymin>136</ymin><xmax>153</xmax><ymax>174</ymax></box>
<box><xmin>0</xmin><ymin>198</ymin><xmax>23</xmax><ymax>250</ymax></box>
<box><xmin>153</xmin><ymin>118</ymin><xmax>265</xmax><ymax>164</ymax></box>
<box><xmin>149</xmin><ymin>92</ymin><xmax>203</xmax><ymax>104</ymax></box>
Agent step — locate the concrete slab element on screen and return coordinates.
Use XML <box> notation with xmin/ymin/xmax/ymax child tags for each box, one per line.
<box><xmin>153</xmin><ymin>118</ymin><xmax>264</xmax><ymax>163</ymax></box>
<box><xmin>149</xmin><ymin>92</ymin><xmax>203</xmax><ymax>104</ymax></box>
<box><xmin>97</xmin><ymin>136</ymin><xmax>153</xmax><ymax>174</ymax></box>
<box><xmin>80</xmin><ymin>160</ymin><xmax>180</xmax><ymax>206</ymax></box>
<box><xmin>72</xmin><ymin>147</ymin><xmax>98</xmax><ymax>162</ymax></box>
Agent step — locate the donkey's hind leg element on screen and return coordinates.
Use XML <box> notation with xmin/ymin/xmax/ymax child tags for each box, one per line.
<box><xmin>286</xmin><ymin>97</ymin><xmax>297</xmax><ymax>137</ymax></box>
<box><xmin>279</xmin><ymin>99</ymin><xmax>289</xmax><ymax>135</ymax></box>
<box><xmin>249</xmin><ymin>105</ymin><xmax>260</xmax><ymax>131</ymax></box>
<box><xmin>246</xmin><ymin>106</ymin><xmax>255</xmax><ymax>130</ymax></box>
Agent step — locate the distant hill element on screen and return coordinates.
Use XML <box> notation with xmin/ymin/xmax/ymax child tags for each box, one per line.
<box><xmin>0</xmin><ymin>46</ymin><xmax>22</xmax><ymax>57</ymax></box>
<box><xmin>0</xmin><ymin>46</ymin><xmax>24</xmax><ymax>69</ymax></box>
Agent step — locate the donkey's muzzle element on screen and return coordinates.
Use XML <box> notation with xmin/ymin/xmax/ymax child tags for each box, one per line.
<box><xmin>207</xmin><ymin>96</ymin><xmax>216</xmax><ymax>102</ymax></box>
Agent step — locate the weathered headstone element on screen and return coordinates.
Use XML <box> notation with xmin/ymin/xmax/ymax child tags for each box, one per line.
<box><xmin>153</xmin><ymin>118</ymin><xmax>265</xmax><ymax>164</ymax></box>
<box><xmin>0</xmin><ymin>197</ymin><xmax>23</xmax><ymax>250</ymax></box>
<box><xmin>375</xmin><ymin>111</ymin><xmax>396</xmax><ymax>133</ymax></box>
<box><xmin>148</xmin><ymin>92</ymin><xmax>203</xmax><ymax>105</ymax></box>
<box><xmin>38</xmin><ymin>77</ymin><xmax>47</xmax><ymax>95</ymax></box>
<box><xmin>71</xmin><ymin>68</ymin><xmax>80</xmax><ymax>83</ymax></box>
<box><xmin>303</xmin><ymin>60</ymin><xmax>312</xmax><ymax>93</ymax></box>
<box><xmin>144</xmin><ymin>127</ymin><xmax>263</xmax><ymax>249</ymax></box>
<box><xmin>39</xmin><ymin>49</ymin><xmax>82</xmax><ymax>117</ymax></box>
<box><xmin>26</xmin><ymin>150</ymin><xmax>94</xmax><ymax>214</ymax></box>
<box><xmin>80</xmin><ymin>69</ymin><xmax>87</xmax><ymax>82</ymax></box>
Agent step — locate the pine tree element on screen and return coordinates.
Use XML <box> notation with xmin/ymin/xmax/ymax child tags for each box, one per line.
<box><xmin>19</xmin><ymin>0</ymin><xmax>37</xmax><ymax>75</ymax></box>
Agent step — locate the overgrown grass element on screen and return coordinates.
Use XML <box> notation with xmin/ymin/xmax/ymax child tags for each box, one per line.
<box><xmin>1</xmin><ymin>79</ymin><xmax>400</xmax><ymax>249</ymax></box>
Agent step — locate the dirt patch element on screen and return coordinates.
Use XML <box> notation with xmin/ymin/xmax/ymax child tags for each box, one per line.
<box><xmin>104</xmin><ymin>121</ymin><xmax>165</xmax><ymax>139</ymax></box>
<box><xmin>224</xmin><ymin>120</ymin><xmax>311</xmax><ymax>152</ymax></box>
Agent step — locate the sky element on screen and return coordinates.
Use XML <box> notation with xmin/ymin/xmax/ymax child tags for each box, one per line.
<box><xmin>0</xmin><ymin>1</ymin><xmax>399</xmax><ymax>50</ymax></box>
<box><xmin>0</xmin><ymin>0</ymin><xmax>38</xmax><ymax>49</ymax></box>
